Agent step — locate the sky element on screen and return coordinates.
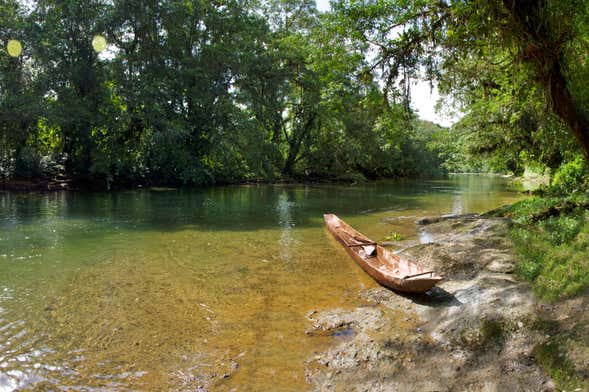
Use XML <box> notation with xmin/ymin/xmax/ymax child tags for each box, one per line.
<box><xmin>314</xmin><ymin>0</ymin><xmax>457</xmax><ymax>127</ymax></box>
<box><xmin>316</xmin><ymin>0</ymin><xmax>331</xmax><ymax>12</ymax></box>
<box><xmin>411</xmin><ymin>81</ymin><xmax>458</xmax><ymax>127</ymax></box>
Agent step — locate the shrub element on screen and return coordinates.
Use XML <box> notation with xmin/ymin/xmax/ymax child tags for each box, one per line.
<box><xmin>15</xmin><ymin>146</ymin><xmax>42</xmax><ymax>178</ymax></box>
<box><xmin>550</xmin><ymin>156</ymin><xmax>589</xmax><ymax>195</ymax></box>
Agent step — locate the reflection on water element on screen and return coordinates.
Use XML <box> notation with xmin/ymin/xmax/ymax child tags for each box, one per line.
<box><xmin>277</xmin><ymin>191</ymin><xmax>295</xmax><ymax>264</ymax></box>
<box><xmin>452</xmin><ymin>193</ymin><xmax>462</xmax><ymax>215</ymax></box>
<box><xmin>0</xmin><ymin>175</ymin><xmax>523</xmax><ymax>390</ymax></box>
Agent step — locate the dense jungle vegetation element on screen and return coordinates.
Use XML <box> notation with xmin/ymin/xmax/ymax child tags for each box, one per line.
<box><xmin>0</xmin><ymin>0</ymin><xmax>451</xmax><ymax>188</ymax></box>
<box><xmin>1</xmin><ymin>0</ymin><xmax>589</xmax><ymax>190</ymax></box>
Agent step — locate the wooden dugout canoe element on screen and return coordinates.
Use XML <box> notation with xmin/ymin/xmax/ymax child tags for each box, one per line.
<box><xmin>324</xmin><ymin>214</ymin><xmax>443</xmax><ymax>293</ymax></box>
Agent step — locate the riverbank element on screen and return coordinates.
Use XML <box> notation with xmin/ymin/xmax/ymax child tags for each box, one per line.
<box><xmin>4</xmin><ymin>172</ymin><xmax>519</xmax><ymax>193</ymax></box>
<box><xmin>305</xmin><ymin>214</ymin><xmax>588</xmax><ymax>391</ymax></box>
<box><xmin>0</xmin><ymin>178</ymin><xmax>72</xmax><ymax>192</ymax></box>
<box><xmin>0</xmin><ymin>175</ymin><xmax>370</xmax><ymax>192</ymax></box>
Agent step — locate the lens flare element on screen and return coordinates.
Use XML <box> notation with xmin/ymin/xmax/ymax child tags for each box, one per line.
<box><xmin>7</xmin><ymin>40</ymin><xmax>22</xmax><ymax>57</ymax></box>
<box><xmin>92</xmin><ymin>35</ymin><xmax>107</xmax><ymax>53</ymax></box>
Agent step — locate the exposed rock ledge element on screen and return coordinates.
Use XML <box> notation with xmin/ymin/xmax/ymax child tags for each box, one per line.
<box><xmin>305</xmin><ymin>216</ymin><xmax>588</xmax><ymax>391</ymax></box>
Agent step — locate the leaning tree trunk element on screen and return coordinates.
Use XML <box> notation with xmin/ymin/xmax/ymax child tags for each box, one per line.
<box><xmin>502</xmin><ymin>0</ymin><xmax>589</xmax><ymax>161</ymax></box>
<box><xmin>547</xmin><ymin>62</ymin><xmax>589</xmax><ymax>160</ymax></box>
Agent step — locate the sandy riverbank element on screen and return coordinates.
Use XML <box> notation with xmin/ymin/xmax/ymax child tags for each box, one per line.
<box><xmin>305</xmin><ymin>215</ymin><xmax>588</xmax><ymax>391</ymax></box>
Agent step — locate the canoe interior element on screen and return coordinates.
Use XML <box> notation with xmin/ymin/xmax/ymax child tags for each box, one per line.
<box><xmin>324</xmin><ymin>213</ymin><xmax>443</xmax><ymax>293</ymax></box>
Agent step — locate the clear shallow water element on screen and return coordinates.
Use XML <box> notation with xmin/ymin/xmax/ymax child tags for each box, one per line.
<box><xmin>0</xmin><ymin>175</ymin><xmax>523</xmax><ymax>390</ymax></box>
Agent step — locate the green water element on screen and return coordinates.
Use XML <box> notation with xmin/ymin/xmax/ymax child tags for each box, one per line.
<box><xmin>0</xmin><ymin>175</ymin><xmax>523</xmax><ymax>391</ymax></box>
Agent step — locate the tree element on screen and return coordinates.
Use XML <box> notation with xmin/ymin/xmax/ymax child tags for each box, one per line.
<box><xmin>30</xmin><ymin>0</ymin><xmax>112</xmax><ymax>180</ymax></box>
<box><xmin>332</xmin><ymin>0</ymin><xmax>589</xmax><ymax>163</ymax></box>
<box><xmin>0</xmin><ymin>0</ymin><xmax>41</xmax><ymax>177</ymax></box>
<box><xmin>1</xmin><ymin>0</ymin><xmax>451</xmax><ymax>187</ymax></box>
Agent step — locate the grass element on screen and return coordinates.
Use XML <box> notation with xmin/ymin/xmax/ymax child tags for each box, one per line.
<box><xmin>489</xmin><ymin>193</ymin><xmax>589</xmax><ymax>390</ymax></box>
<box><xmin>384</xmin><ymin>231</ymin><xmax>403</xmax><ymax>241</ymax></box>
<box><xmin>533</xmin><ymin>338</ymin><xmax>586</xmax><ymax>391</ymax></box>
<box><xmin>488</xmin><ymin>195</ymin><xmax>589</xmax><ymax>300</ymax></box>
<box><xmin>530</xmin><ymin>319</ymin><xmax>586</xmax><ymax>389</ymax></box>
<box><xmin>458</xmin><ymin>318</ymin><xmax>505</xmax><ymax>349</ymax></box>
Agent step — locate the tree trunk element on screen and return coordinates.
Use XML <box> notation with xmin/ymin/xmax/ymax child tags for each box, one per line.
<box><xmin>547</xmin><ymin>62</ymin><xmax>589</xmax><ymax>160</ymax></box>
<box><xmin>502</xmin><ymin>0</ymin><xmax>589</xmax><ymax>160</ymax></box>
<box><xmin>283</xmin><ymin>112</ymin><xmax>316</xmax><ymax>175</ymax></box>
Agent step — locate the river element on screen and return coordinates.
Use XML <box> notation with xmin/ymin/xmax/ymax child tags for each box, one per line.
<box><xmin>0</xmin><ymin>175</ymin><xmax>523</xmax><ymax>391</ymax></box>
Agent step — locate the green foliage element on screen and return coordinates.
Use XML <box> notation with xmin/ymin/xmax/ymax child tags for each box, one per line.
<box><xmin>458</xmin><ymin>317</ymin><xmax>505</xmax><ymax>349</ymax></box>
<box><xmin>486</xmin><ymin>197</ymin><xmax>558</xmax><ymax>224</ymax></box>
<box><xmin>533</xmin><ymin>338</ymin><xmax>586</xmax><ymax>391</ymax></box>
<box><xmin>0</xmin><ymin>0</ymin><xmax>451</xmax><ymax>187</ymax></box>
<box><xmin>331</xmin><ymin>0</ymin><xmax>589</xmax><ymax>176</ymax></box>
<box><xmin>384</xmin><ymin>231</ymin><xmax>403</xmax><ymax>241</ymax></box>
<box><xmin>8</xmin><ymin>0</ymin><xmax>589</xmax><ymax>186</ymax></box>
<box><xmin>494</xmin><ymin>196</ymin><xmax>589</xmax><ymax>300</ymax></box>
<box><xmin>550</xmin><ymin>156</ymin><xmax>589</xmax><ymax>195</ymax></box>
<box><xmin>443</xmin><ymin>54</ymin><xmax>575</xmax><ymax>175</ymax></box>
<box><xmin>539</xmin><ymin>215</ymin><xmax>584</xmax><ymax>245</ymax></box>
<box><xmin>0</xmin><ymin>1</ymin><xmax>584</xmax><ymax>186</ymax></box>
<box><xmin>511</xmin><ymin>221</ymin><xmax>589</xmax><ymax>300</ymax></box>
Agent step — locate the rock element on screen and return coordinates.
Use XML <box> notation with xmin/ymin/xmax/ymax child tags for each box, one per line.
<box><xmin>486</xmin><ymin>260</ymin><xmax>515</xmax><ymax>273</ymax></box>
<box><xmin>306</xmin><ymin>215</ymin><xmax>556</xmax><ymax>392</ymax></box>
<box><xmin>307</xmin><ymin>307</ymin><xmax>384</xmax><ymax>333</ymax></box>
<box><xmin>416</xmin><ymin>213</ymin><xmax>480</xmax><ymax>225</ymax></box>
<box><xmin>402</xmin><ymin>218</ymin><xmax>516</xmax><ymax>278</ymax></box>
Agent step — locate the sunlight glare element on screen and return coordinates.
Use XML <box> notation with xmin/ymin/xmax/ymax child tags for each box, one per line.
<box><xmin>92</xmin><ymin>35</ymin><xmax>107</xmax><ymax>53</ymax></box>
<box><xmin>7</xmin><ymin>40</ymin><xmax>23</xmax><ymax>57</ymax></box>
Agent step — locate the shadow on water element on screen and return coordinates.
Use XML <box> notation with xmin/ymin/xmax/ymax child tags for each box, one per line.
<box><xmin>0</xmin><ymin>175</ymin><xmax>523</xmax><ymax>284</ymax></box>
<box><xmin>0</xmin><ymin>182</ymin><xmax>430</xmax><ymax>233</ymax></box>
<box><xmin>0</xmin><ymin>175</ymin><xmax>519</xmax><ymax>234</ymax></box>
